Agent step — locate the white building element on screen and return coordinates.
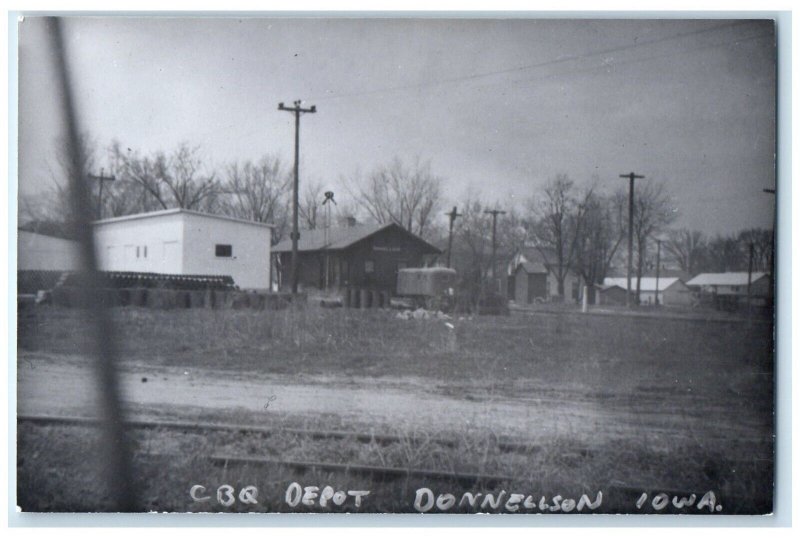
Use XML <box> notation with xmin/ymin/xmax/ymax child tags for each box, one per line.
<box><xmin>686</xmin><ymin>272</ymin><xmax>770</xmax><ymax>297</ymax></box>
<box><xmin>93</xmin><ymin>209</ymin><xmax>273</xmax><ymax>290</ymax></box>
<box><xmin>18</xmin><ymin>230</ymin><xmax>81</xmax><ymax>271</ymax></box>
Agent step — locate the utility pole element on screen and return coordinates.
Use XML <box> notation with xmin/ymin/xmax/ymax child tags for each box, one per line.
<box><xmin>444</xmin><ymin>206</ymin><xmax>462</xmax><ymax>268</ymax></box>
<box><xmin>322</xmin><ymin>190</ymin><xmax>336</xmax><ymax>289</ymax></box>
<box><xmin>654</xmin><ymin>237</ymin><xmax>662</xmax><ymax>306</ymax></box>
<box><xmin>746</xmin><ymin>241</ymin><xmax>754</xmax><ymax>313</ymax></box>
<box><xmin>278</xmin><ymin>100</ymin><xmax>317</xmax><ymax>294</ymax></box>
<box><xmin>88</xmin><ymin>168</ymin><xmax>116</xmax><ymax>219</ymax></box>
<box><xmin>620</xmin><ymin>172</ymin><xmax>645</xmax><ymax>307</ymax></box>
<box><xmin>484</xmin><ymin>208</ymin><xmax>506</xmax><ymax>293</ymax></box>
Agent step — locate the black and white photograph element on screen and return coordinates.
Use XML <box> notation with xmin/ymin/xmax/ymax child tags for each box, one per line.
<box><xmin>13</xmin><ymin>14</ymin><xmax>780</xmax><ymax>517</ymax></box>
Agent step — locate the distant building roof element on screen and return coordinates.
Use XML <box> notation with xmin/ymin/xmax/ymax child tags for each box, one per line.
<box><xmin>602</xmin><ymin>276</ymin><xmax>684</xmax><ymax>292</ymax></box>
<box><xmin>93</xmin><ymin>208</ymin><xmax>274</xmax><ymax>229</ymax></box>
<box><xmin>18</xmin><ymin>221</ymin><xmax>78</xmax><ymax>241</ymax></box>
<box><xmin>686</xmin><ymin>272</ymin><xmax>768</xmax><ymax>287</ymax></box>
<box><xmin>516</xmin><ymin>245</ymin><xmax>557</xmax><ymax>266</ymax></box>
<box><xmin>515</xmin><ymin>261</ymin><xmax>548</xmax><ymax>274</ymax></box>
<box><xmin>272</xmin><ymin>222</ymin><xmax>441</xmax><ymax>254</ymax></box>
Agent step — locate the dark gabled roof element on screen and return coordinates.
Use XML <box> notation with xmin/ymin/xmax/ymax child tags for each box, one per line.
<box><xmin>18</xmin><ymin>221</ymin><xmax>79</xmax><ymax>241</ymax></box>
<box><xmin>272</xmin><ymin>222</ymin><xmax>442</xmax><ymax>254</ymax></box>
<box><xmin>515</xmin><ymin>261</ymin><xmax>548</xmax><ymax>274</ymax></box>
<box><xmin>518</xmin><ymin>245</ymin><xmax>557</xmax><ymax>266</ymax></box>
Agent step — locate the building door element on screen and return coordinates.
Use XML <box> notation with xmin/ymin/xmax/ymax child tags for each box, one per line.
<box><xmin>162</xmin><ymin>241</ymin><xmax>180</xmax><ymax>273</ymax></box>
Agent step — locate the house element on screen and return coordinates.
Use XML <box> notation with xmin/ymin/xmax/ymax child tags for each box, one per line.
<box><xmin>600</xmin><ymin>277</ymin><xmax>693</xmax><ymax>306</ymax></box>
<box><xmin>271</xmin><ymin>221</ymin><xmax>441</xmax><ymax>293</ymax></box>
<box><xmin>507</xmin><ymin>245</ymin><xmax>583</xmax><ymax>302</ymax></box>
<box><xmin>686</xmin><ymin>272</ymin><xmax>772</xmax><ymax>307</ymax></box>
<box><xmin>17</xmin><ymin>229</ymin><xmax>82</xmax><ymax>294</ymax></box>
<box><xmin>93</xmin><ymin>209</ymin><xmax>273</xmax><ymax>290</ymax></box>
<box><xmin>18</xmin><ymin>229</ymin><xmax>81</xmax><ymax>272</ymax></box>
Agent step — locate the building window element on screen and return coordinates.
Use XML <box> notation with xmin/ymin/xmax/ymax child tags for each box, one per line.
<box><xmin>215</xmin><ymin>244</ymin><xmax>233</xmax><ymax>258</ymax></box>
<box><xmin>136</xmin><ymin>246</ymin><xmax>140</xmax><ymax>258</ymax></box>
<box><xmin>365</xmin><ymin>260</ymin><xmax>375</xmax><ymax>273</ymax></box>
<box><xmin>143</xmin><ymin>245</ymin><xmax>148</xmax><ymax>258</ymax></box>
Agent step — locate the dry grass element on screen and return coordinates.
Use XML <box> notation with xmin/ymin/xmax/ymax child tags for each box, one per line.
<box><xmin>16</xmin><ymin>303</ymin><xmax>775</xmax><ymax>514</ymax></box>
<box><xmin>19</xmin><ymin>304</ymin><xmax>773</xmax><ymax>393</ymax></box>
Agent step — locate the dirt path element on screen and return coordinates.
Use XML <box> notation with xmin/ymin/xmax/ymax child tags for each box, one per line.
<box><xmin>17</xmin><ymin>351</ymin><xmax>767</xmax><ymax>448</ymax></box>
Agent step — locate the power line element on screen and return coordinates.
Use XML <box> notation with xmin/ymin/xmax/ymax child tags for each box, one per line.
<box><xmin>507</xmin><ymin>31</ymin><xmax>771</xmax><ymax>88</ymax></box>
<box><xmin>309</xmin><ymin>20</ymin><xmax>753</xmax><ymax>102</ymax></box>
<box><xmin>158</xmin><ymin>29</ymin><xmax>772</xmax><ymax>152</ymax></box>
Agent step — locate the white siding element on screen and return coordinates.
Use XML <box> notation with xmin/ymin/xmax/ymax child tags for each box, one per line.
<box><xmin>93</xmin><ymin>213</ymin><xmax>184</xmax><ymax>274</ymax></box>
<box><xmin>92</xmin><ymin>210</ymin><xmax>272</xmax><ymax>289</ymax></box>
<box><xmin>18</xmin><ymin>230</ymin><xmax>80</xmax><ymax>271</ymax></box>
<box><xmin>180</xmin><ymin>213</ymin><xmax>271</xmax><ymax>289</ymax></box>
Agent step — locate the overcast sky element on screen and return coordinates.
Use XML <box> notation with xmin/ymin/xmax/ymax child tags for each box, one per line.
<box><xmin>18</xmin><ymin>17</ymin><xmax>776</xmax><ymax>234</ymax></box>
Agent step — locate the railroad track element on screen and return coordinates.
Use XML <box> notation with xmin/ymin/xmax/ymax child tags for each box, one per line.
<box><xmin>17</xmin><ymin>414</ymin><xmax>761</xmax><ymax>511</ymax></box>
<box><xmin>16</xmin><ymin>413</ymin><xmax>553</xmax><ymax>455</ymax></box>
<box><xmin>18</xmin><ymin>413</ymin><xmax>538</xmax><ymax>488</ymax></box>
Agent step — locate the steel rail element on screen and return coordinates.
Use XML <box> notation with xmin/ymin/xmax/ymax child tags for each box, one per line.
<box><xmin>17</xmin><ymin>413</ymin><xmax>547</xmax><ymax>455</ymax></box>
<box><xmin>203</xmin><ymin>453</ymin><xmax>518</xmax><ymax>487</ymax></box>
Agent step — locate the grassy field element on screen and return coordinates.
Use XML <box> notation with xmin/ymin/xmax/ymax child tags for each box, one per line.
<box><xmin>16</xmin><ymin>303</ymin><xmax>775</xmax><ymax>513</ymax></box>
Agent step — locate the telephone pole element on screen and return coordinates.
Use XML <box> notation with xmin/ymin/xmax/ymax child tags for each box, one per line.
<box><xmin>746</xmin><ymin>241</ymin><xmax>754</xmax><ymax>313</ymax></box>
<box><xmin>88</xmin><ymin>168</ymin><xmax>116</xmax><ymax>219</ymax></box>
<box><xmin>620</xmin><ymin>172</ymin><xmax>644</xmax><ymax>307</ymax></box>
<box><xmin>444</xmin><ymin>206</ymin><xmax>462</xmax><ymax>268</ymax></box>
<box><xmin>278</xmin><ymin>100</ymin><xmax>317</xmax><ymax>294</ymax></box>
<box><xmin>322</xmin><ymin>190</ymin><xmax>336</xmax><ymax>289</ymax></box>
<box><xmin>654</xmin><ymin>237</ymin><xmax>662</xmax><ymax>306</ymax></box>
<box><xmin>484</xmin><ymin>208</ymin><xmax>506</xmax><ymax>292</ymax></box>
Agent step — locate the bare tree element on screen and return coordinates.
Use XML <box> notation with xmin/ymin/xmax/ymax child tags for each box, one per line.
<box><xmin>704</xmin><ymin>234</ymin><xmax>746</xmax><ymax>272</ymax></box>
<box><xmin>631</xmin><ymin>180</ymin><xmax>676</xmax><ymax>302</ymax></box>
<box><xmin>738</xmin><ymin>228</ymin><xmax>774</xmax><ymax>273</ymax></box>
<box><xmin>299</xmin><ymin>180</ymin><xmax>324</xmax><ymax>230</ymax></box>
<box><xmin>664</xmin><ymin>228</ymin><xmax>707</xmax><ymax>275</ymax></box>
<box><xmin>453</xmin><ymin>198</ymin><xmax>492</xmax><ymax>308</ymax></box>
<box><xmin>346</xmin><ymin>157</ymin><xmax>442</xmax><ymax>238</ymax></box>
<box><xmin>527</xmin><ymin>174</ymin><xmax>590</xmax><ymax>298</ymax></box>
<box><xmin>216</xmin><ymin>156</ymin><xmax>290</xmax><ymax>242</ymax></box>
<box><xmin>451</xmin><ymin>195</ymin><xmax>527</xmax><ymax>308</ymax></box>
<box><xmin>22</xmin><ymin>132</ymin><xmax>97</xmax><ymax>228</ymax></box>
<box><xmin>573</xmin><ymin>189</ymin><xmax>627</xmax><ymax>303</ymax></box>
<box><xmin>114</xmin><ymin>143</ymin><xmax>219</xmax><ymax>211</ymax></box>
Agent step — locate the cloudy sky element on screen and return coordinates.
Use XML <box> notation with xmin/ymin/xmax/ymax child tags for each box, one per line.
<box><xmin>18</xmin><ymin>17</ymin><xmax>776</xmax><ymax>234</ymax></box>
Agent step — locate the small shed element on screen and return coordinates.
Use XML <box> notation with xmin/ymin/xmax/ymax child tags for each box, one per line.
<box><xmin>596</xmin><ymin>283</ymin><xmax>630</xmax><ymax>306</ymax></box>
<box><xmin>511</xmin><ymin>261</ymin><xmax>548</xmax><ymax>304</ymax></box>
<box><xmin>601</xmin><ymin>277</ymin><xmax>693</xmax><ymax>306</ymax></box>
